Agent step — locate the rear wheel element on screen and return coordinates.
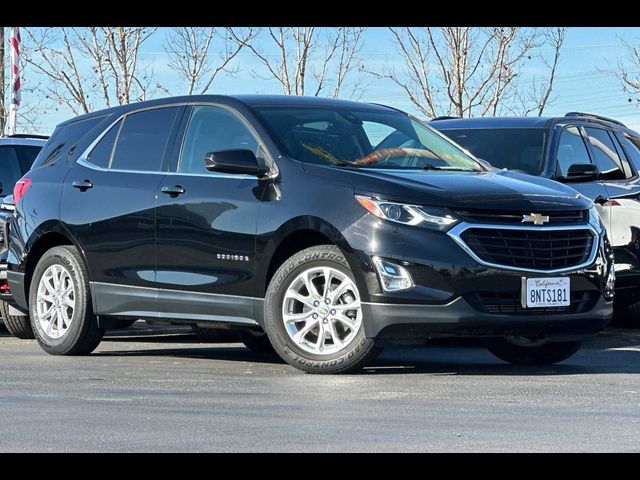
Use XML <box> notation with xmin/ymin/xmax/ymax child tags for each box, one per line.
<box><xmin>29</xmin><ymin>246</ymin><xmax>104</xmax><ymax>355</ymax></box>
<box><xmin>264</xmin><ymin>245</ymin><xmax>381</xmax><ymax>374</ymax></box>
<box><xmin>238</xmin><ymin>329</ymin><xmax>274</xmax><ymax>353</ymax></box>
<box><xmin>0</xmin><ymin>300</ymin><xmax>34</xmax><ymax>339</ymax></box>
<box><xmin>487</xmin><ymin>336</ymin><xmax>583</xmax><ymax>365</ymax></box>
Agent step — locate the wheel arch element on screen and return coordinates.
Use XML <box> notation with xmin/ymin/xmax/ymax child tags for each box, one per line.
<box><xmin>22</xmin><ymin>221</ymin><xmax>89</xmax><ymax>303</ymax></box>
<box><xmin>257</xmin><ymin>215</ymin><xmax>366</xmax><ymax>297</ymax></box>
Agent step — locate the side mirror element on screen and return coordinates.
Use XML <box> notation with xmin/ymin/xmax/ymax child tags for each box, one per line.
<box><xmin>560</xmin><ymin>163</ymin><xmax>600</xmax><ymax>182</ymax></box>
<box><xmin>204</xmin><ymin>149</ymin><xmax>269</xmax><ymax>176</ymax></box>
<box><xmin>0</xmin><ymin>181</ymin><xmax>3</xmax><ymax>196</ymax></box>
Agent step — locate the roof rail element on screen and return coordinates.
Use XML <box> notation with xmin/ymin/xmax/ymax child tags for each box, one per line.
<box><xmin>366</xmin><ymin>102</ymin><xmax>407</xmax><ymax>114</ymax></box>
<box><xmin>431</xmin><ymin>116</ymin><xmax>460</xmax><ymax>121</ymax></box>
<box><xmin>564</xmin><ymin>112</ymin><xmax>626</xmax><ymax>128</ymax></box>
<box><xmin>5</xmin><ymin>133</ymin><xmax>50</xmax><ymax>140</ymax></box>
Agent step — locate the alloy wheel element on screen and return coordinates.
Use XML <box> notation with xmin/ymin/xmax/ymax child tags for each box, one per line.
<box><xmin>36</xmin><ymin>264</ymin><xmax>75</xmax><ymax>339</ymax></box>
<box><xmin>282</xmin><ymin>266</ymin><xmax>362</xmax><ymax>355</ymax></box>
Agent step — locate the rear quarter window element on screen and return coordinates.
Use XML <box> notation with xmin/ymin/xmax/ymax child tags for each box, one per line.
<box><xmin>32</xmin><ymin>115</ymin><xmax>108</xmax><ymax>169</ymax></box>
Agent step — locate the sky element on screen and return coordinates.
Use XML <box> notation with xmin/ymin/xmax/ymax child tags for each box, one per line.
<box><xmin>17</xmin><ymin>26</ymin><xmax>640</xmax><ymax>134</ymax></box>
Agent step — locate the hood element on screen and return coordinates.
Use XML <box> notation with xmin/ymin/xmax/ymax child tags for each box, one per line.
<box><xmin>305</xmin><ymin>165</ymin><xmax>591</xmax><ymax>211</ymax></box>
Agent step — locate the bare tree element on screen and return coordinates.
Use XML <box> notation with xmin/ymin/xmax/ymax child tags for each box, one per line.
<box><xmin>363</xmin><ymin>27</ymin><xmax>562</xmax><ymax>118</ymax></box>
<box><xmin>233</xmin><ymin>27</ymin><xmax>366</xmax><ymax>98</ymax></box>
<box><xmin>511</xmin><ymin>27</ymin><xmax>566</xmax><ymax>116</ymax></box>
<box><xmin>25</xmin><ymin>27</ymin><xmax>157</xmax><ymax>115</ymax></box>
<box><xmin>617</xmin><ymin>37</ymin><xmax>640</xmax><ymax>108</ymax></box>
<box><xmin>312</xmin><ymin>27</ymin><xmax>365</xmax><ymax>98</ymax></box>
<box><xmin>535</xmin><ymin>27</ymin><xmax>565</xmax><ymax>115</ymax></box>
<box><xmin>164</xmin><ymin>27</ymin><xmax>256</xmax><ymax>95</ymax></box>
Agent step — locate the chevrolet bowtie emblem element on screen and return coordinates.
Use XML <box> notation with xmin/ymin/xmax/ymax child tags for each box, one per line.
<box><xmin>522</xmin><ymin>213</ymin><xmax>550</xmax><ymax>225</ymax></box>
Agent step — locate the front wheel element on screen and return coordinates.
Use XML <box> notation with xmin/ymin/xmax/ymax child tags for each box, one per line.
<box><xmin>486</xmin><ymin>337</ymin><xmax>583</xmax><ymax>365</ymax></box>
<box><xmin>29</xmin><ymin>246</ymin><xmax>104</xmax><ymax>355</ymax></box>
<box><xmin>263</xmin><ymin>245</ymin><xmax>381</xmax><ymax>374</ymax></box>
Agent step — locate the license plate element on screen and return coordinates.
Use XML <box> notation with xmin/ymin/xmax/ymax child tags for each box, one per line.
<box><xmin>522</xmin><ymin>277</ymin><xmax>570</xmax><ymax>308</ymax></box>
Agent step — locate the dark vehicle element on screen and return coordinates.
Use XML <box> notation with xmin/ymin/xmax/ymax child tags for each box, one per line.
<box><xmin>432</xmin><ymin>113</ymin><xmax>640</xmax><ymax>325</ymax></box>
<box><xmin>0</xmin><ymin>135</ymin><xmax>46</xmax><ymax>337</ymax></box>
<box><xmin>6</xmin><ymin>96</ymin><xmax>614</xmax><ymax>373</ymax></box>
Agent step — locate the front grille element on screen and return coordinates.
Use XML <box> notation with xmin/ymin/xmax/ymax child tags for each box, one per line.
<box><xmin>454</xmin><ymin>208</ymin><xmax>588</xmax><ymax>226</ymax></box>
<box><xmin>459</xmin><ymin>228</ymin><xmax>595</xmax><ymax>270</ymax></box>
<box><xmin>466</xmin><ymin>291</ymin><xmax>598</xmax><ymax>315</ymax></box>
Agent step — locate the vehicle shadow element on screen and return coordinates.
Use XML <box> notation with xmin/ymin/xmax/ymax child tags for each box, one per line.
<box><xmin>93</xmin><ymin>343</ymin><xmax>286</xmax><ymax>365</ymax></box>
<box><xmin>94</xmin><ymin>327</ymin><xmax>640</xmax><ymax>375</ymax></box>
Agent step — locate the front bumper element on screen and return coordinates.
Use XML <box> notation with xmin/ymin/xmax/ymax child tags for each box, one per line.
<box><xmin>363</xmin><ymin>295</ymin><xmax>612</xmax><ymax>341</ymax></box>
<box><xmin>344</xmin><ymin>215</ymin><xmax>614</xmax><ymax>341</ymax></box>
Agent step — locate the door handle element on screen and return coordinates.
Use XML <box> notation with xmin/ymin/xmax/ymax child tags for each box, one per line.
<box><xmin>72</xmin><ymin>180</ymin><xmax>93</xmax><ymax>191</ymax></box>
<box><xmin>161</xmin><ymin>185</ymin><xmax>186</xmax><ymax>197</ymax></box>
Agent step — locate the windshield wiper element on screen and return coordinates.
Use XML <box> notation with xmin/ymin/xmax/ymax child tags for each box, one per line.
<box><xmin>329</xmin><ymin>160</ymin><xmax>360</xmax><ymax>167</ymax></box>
<box><xmin>420</xmin><ymin>165</ymin><xmax>478</xmax><ymax>172</ymax></box>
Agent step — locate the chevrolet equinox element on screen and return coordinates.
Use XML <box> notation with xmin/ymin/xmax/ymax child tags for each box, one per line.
<box><xmin>6</xmin><ymin>95</ymin><xmax>615</xmax><ymax>373</ymax></box>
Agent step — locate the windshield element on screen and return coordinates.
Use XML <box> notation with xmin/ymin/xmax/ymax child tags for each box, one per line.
<box><xmin>437</xmin><ymin>128</ymin><xmax>547</xmax><ymax>175</ymax></box>
<box><xmin>254</xmin><ymin>107</ymin><xmax>482</xmax><ymax>171</ymax></box>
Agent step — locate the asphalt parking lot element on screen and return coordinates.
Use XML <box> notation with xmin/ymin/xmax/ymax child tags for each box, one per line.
<box><xmin>1</xmin><ymin>323</ymin><xmax>639</xmax><ymax>452</ymax></box>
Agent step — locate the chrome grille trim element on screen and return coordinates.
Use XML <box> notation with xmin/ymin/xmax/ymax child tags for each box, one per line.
<box><xmin>448</xmin><ymin>222</ymin><xmax>601</xmax><ymax>274</ymax></box>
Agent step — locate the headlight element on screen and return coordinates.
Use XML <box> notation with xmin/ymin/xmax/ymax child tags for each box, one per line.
<box><xmin>355</xmin><ymin>195</ymin><xmax>459</xmax><ymax>230</ymax></box>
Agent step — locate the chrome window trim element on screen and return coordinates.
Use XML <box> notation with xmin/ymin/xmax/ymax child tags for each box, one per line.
<box><xmin>75</xmin><ymin>101</ymin><xmax>279</xmax><ymax>178</ymax></box>
<box><xmin>447</xmin><ymin>222</ymin><xmax>601</xmax><ymax>274</ymax></box>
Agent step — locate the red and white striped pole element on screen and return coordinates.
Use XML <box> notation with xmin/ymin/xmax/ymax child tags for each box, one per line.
<box><xmin>8</xmin><ymin>27</ymin><xmax>21</xmax><ymax>136</ymax></box>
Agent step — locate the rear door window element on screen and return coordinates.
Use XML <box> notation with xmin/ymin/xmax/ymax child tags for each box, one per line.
<box><xmin>583</xmin><ymin>127</ymin><xmax>626</xmax><ymax>180</ymax></box>
<box><xmin>613</xmin><ymin>132</ymin><xmax>640</xmax><ymax>176</ymax></box>
<box><xmin>556</xmin><ymin>126</ymin><xmax>593</xmax><ymax>177</ymax></box>
<box><xmin>111</xmin><ymin>107</ymin><xmax>181</xmax><ymax>172</ymax></box>
<box><xmin>0</xmin><ymin>146</ymin><xmax>26</xmax><ymax>196</ymax></box>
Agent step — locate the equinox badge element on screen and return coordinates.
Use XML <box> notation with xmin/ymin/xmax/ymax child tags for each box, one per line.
<box><xmin>522</xmin><ymin>213</ymin><xmax>550</xmax><ymax>225</ymax></box>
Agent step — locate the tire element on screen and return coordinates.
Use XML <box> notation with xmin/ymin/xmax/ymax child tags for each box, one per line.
<box><xmin>0</xmin><ymin>300</ymin><xmax>35</xmax><ymax>339</ymax></box>
<box><xmin>191</xmin><ymin>325</ymin><xmax>238</xmax><ymax>343</ymax></box>
<box><xmin>29</xmin><ymin>245</ymin><xmax>104</xmax><ymax>355</ymax></box>
<box><xmin>612</xmin><ymin>294</ymin><xmax>640</xmax><ymax>328</ymax></box>
<box><xmin>487</xmin><ymin>337</ymin><xmax>583</xmax><ymax>365</ymax></box>
<box><xmin>238</xmin><ymin>329</ymin><xmax>275</xmax><ymax>353</ymax></box>
<box><xmin>263</xmin><ymin>245</ymin><xmax>381</xmax><ymax>374</ymax></box>
<box><xmin>626</xmin><ymin>300</ymin><xmax>640</xmax><ymax>327</ymax></box>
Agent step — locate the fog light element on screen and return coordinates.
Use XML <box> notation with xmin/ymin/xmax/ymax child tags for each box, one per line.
<box><xmin>372</xmin><ymin>257</ymin><xmax>414</xmax><ymax>292</ymax></box>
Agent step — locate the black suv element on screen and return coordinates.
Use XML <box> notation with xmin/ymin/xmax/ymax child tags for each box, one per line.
<box><xmin>6</xmin><ymin>96</ymin><xmax>613</xmax><ymax>373</ymax></box>
<box><xmin>432</xmin><ymin>113</ymin><xmax>640</xmax><ymax>325</ymax></box>
<box><xmin>0</xmin><ymin>135</ymin><xmax>46</xmax><ymax>337</ymax></box>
